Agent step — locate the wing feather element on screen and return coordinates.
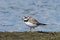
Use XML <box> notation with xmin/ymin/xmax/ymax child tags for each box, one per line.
<box><xmin>29</xmin><ymin>17</ymin><xmax>40</xmax><ymax>24</ymax></box>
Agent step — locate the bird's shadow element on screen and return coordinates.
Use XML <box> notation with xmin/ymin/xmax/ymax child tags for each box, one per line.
<box><xmin>36</xmin><ymin>31</ymin><xmax>49</xmax><ymax>33</ymax></box>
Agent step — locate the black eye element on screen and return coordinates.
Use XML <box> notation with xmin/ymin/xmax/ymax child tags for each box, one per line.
<box><xmin>25</xmin><ymin>17</ymin><xmax>27</xmax><ymax>18</ymax></box>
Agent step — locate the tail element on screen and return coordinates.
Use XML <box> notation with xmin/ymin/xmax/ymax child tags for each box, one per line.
<box><xmin>38</xmin><ymin>23</ymin><xmax>47</xmax><ymax>25</ymax></box>
<box><xmin>41</xmin><ymin>24</ymin><xmax>46</xmax><ymax>25</ymax></box>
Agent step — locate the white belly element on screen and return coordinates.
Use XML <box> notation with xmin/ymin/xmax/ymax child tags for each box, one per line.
<box><xmin>24</xmin><ymin>21</ymin><xmax>37</xmax><ymax>27</ymax></box>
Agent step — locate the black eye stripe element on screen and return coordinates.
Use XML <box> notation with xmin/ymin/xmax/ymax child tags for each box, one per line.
<box><xmin>25</xmin><ymin>17</ymin><xmax>27</xmax><ymax>18</ymax></box>
<box><xmin>24</xmin><ymin>20</ymin><xmax>28</xmax><ymax>22</ymax></box>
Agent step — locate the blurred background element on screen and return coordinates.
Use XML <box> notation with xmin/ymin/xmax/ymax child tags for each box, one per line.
<box><xmin>0</xmin><ymin>0</ymin><xmax>60</xmax><ymax>32</ymax></box>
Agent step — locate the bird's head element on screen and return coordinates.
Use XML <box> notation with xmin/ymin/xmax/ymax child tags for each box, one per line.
<box><xmin>23</xmin><ymin>16</ymin><xmax>30</xmax><ymax>21</ymax></box>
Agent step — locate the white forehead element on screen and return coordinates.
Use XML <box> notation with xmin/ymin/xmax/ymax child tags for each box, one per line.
<box><xmin>24</xmin><ymin>16</ymin><xmax>29</xmax><ymax>17</ymax></box>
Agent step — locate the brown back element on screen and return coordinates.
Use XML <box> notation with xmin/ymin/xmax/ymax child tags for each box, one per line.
<box><xmin>29</xmin><ymin>17</ymin><xmax>40</xmax><ymax>24</ymax></box>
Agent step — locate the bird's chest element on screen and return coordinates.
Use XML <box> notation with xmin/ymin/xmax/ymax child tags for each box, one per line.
<box><xmin>24</xmin><ymin>21</ymin><xmax>37</xmax><ymax>27</ymax></box>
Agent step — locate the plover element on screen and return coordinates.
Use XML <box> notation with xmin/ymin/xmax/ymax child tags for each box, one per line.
<box><xmin>23</xmin><ymin>16</ymin><xmax>46</xmax><ymax>32</ymax></box>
